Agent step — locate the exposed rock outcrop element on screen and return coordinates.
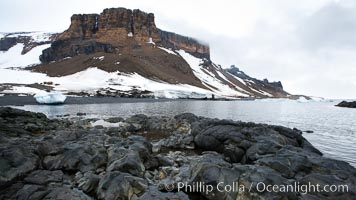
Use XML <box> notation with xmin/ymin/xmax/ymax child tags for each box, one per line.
<box><xmin>227</xmin><ymin>65</ymin><xmax>284</xmax><ymax>91</ymax></box>
<box><xmin>336</xmin><ymin>101</ymin><xmax>356</xmax><ymax>108</ymax></box>
<box><xmin>0</xmin><ymin>107</ymin><xmax>355</xmax><ymax>200</ymax></box>
<box><xmin>0</xmin><ymin>32</ymin><xmax>57</xmax><ymax>54</ymax></box>
<box><xmin>159</xmin><ymin>30</ymin><xmax>210</xmax><ymax>59</ymax></box>
<box><xmin>40</xmin><ymin>8</ymin><xmax>209</xmax><ymax>63</ymax></box>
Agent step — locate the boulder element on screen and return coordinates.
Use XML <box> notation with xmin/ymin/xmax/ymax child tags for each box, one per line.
<box><xmin>336</xmin><ymin>101</ymin><xmax>356</xmax><ymax>108</ymax></box>
<box><xmin>96</xmin><ymin>171</ymin><xmax>147</xmax><ymax>200</ymax></box>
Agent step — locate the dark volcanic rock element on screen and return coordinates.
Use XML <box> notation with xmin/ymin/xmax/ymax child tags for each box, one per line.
<box><xmin>0</xmin><ymin>37</ymin><xmax>17</xmax><ymax>51</ymax></box>
<box><xmin>0</xmin><ymin>108</ymin><xmax>355</xmax><ymax>200</ymax></box>
<box><xmin>96</xmin><ymin>171</ymin><xmax>147</xmax><ymax>200</ymax></box>
<box><xmin>336</xmin><ymin>101</ymin><xmax>356</xmax><ymax>108</ymax></box>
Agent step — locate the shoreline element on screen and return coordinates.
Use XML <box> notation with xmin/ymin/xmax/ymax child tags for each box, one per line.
<box><xmin>0</xmin><ymin>95</ymin><xmax>251</xmax><ymax>106</ymax></box>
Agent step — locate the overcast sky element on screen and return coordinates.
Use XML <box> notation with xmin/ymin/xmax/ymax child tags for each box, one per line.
<box><xmin>1</xmin><ymin>0</ymin><xmax>356</xmax><ymax>99</ymax></box>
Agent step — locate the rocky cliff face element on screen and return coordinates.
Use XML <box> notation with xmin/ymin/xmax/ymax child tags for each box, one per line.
<box><xmin>226</xmin><ymin>65</ymin><xmax>286</xmax><ymax>93</ymax></box>
<box><xmin>40</xmin><ymin>8</ymin><xmax>209</xmax><ymax>62</ymax></box>
<box><xmin>159</xmin><ymin>30</ymin><xmax>210</xmax><ymax>59</ymax></box>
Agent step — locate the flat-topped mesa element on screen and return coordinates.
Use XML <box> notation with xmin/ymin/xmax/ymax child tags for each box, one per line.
<box><xmin>40</xmin><ymin>7</ymin><xmax>210</xmax><ymax>62</ymax></box>
<box><xmin>57</xmin><ymin>8</ymin><xmax>160</xmax><ymax>45</ymax></box>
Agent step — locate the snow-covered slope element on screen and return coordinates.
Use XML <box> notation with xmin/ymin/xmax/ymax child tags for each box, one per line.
<box><xmin>177</xmin><ymin>50</ymin><xmax>249</xmax><ymax>97</ymax></box>
<box><xmin>0</xmin><ymin>31</ymin><xmax>289</xmax><ymax>99</ymax></box>
<box><xmin>0</xmin><ymin>43</ymin><xmax>51</xmax><ymax>68</ymax></box>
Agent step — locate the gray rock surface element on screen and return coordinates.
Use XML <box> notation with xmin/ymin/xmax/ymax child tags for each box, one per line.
<box><xmin>0</xmin><ymin>107</ymin><xmax>355</xmax><ymax>200</ymax></box>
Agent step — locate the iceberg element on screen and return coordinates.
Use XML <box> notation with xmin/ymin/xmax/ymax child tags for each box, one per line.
<box><xmin>297</xmin><ymin>96</ymin><xmax>309</xmax><ymax>103</ymax></box>
<box><xmin>34</xmin><ymin>92</ymin><xmax>67</xmax><ymax>104</ymax></box>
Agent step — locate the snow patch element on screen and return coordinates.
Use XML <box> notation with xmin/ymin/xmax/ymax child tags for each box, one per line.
<box><xmin>217</xmin><ymin>71</ymin><xmax>249</xmax><ymax>94</ymax></box>
<box><xmin>158</xmin><ymin>47</ymin><xmax>177</xmax><ymax>55</ymax></box>
<box><xmin>0</xmin><ymin>43</ymin><xmax>50</xmax><ymax>68</ymax></box>
<box><xmin>249</xmin><ymin>87</ymin><xmax>273</xmax><ymax>97</ymax></box>
<box><xmin>148</xmin><ymin>37</ymin><xmax>155</xmax><ymax>45</ymax></box>
<box><xmin>227</xmin><ymin>72</ymin><xmax>247</xmax><ymax>86</ymax></box>
<box><xmin>91</xmin><ymin>120</ymin><xmax>124</xmax><ymax>127</ymax></box>
<box><xmin>128</xmin><ymin>32</ymin><xmax>133</xmax><ymax>37</ymax></box>
<box><xmin>93</xmin><ymin>56</ymin><xmax>105</xmax><ymax>61</ymax></box>
<box><xmin>115</xmin><ymin>61</ymin><xmax>120</xmax><ymax>65</ymax></box>
<box><xmin>1</xmin><ymin>86</ymin><xmax>43</xmax><ymax>94</ymax></box>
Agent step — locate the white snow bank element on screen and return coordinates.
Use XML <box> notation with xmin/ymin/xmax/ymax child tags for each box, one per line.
<box><xmin>0</xmin><ymin>43</ymin><xmax>50</xmax><ymax>68</ymax></box>
<box><xmin>0</xmin><ymin>66</ymin><xmax>215</xmax><ymax>98</ymax></box>
<box><xmin>91</xmin><ymin>120</ymin><xmax>124</xmax><ymax>127</ymax></box>
<box><xmin>34</xmin><ymin>92</ymin><xmax>67</xmax><ymax>104</ymax></box>
<box><xmin>148</xmin><ymin>37</ymin><xmax>155</xmax><ymax>45</ymax></box>
<box><xmin>1</xmin><ymin>86</ymin><xmax>43</xmax><ymax>94</ymax></box>
<box><xmin>158</xmin><ymin>47</ymin><xmax>177</xmax><ymax>55</ymax></box>
<box><xmin>93</xmin><ymin>56</ymin><xmax>105</xmax><ymax>61</ymax></box>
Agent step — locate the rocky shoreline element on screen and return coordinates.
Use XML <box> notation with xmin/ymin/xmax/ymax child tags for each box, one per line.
<box><xmin>336</xmin><ymin>101</ymin><xmax>356</xmax><ymax>108</ymax></box>
<box><xmin>0</xmin><ymin>107</ymin><xmax>355</xmax><ymax>199</ymax></box>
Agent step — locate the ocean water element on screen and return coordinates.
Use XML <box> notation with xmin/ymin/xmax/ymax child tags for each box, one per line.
<box><xmin>13</xmin><ymin>99</ymin><xmax>356</xmax><ymax>167</ymax></box>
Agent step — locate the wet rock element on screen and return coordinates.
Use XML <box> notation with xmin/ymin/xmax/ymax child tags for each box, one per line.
<box><xmin>42</xmin><ymin>187</ymin><xmax>91</xmax><ymax>200</ymax></box>
<box><xmin>15</xmin><ymin>184</ymin><xmax>48</xmax><ymax>200</ymax></box>
<box><xmin>234</xmin><ymin>164</ymin><xmax>298</xmax><ymax>200</ymax></box>
<box><xmin>0</xmin><ymin>107</ymin><xmax>57</xmax><ymax>136</ymax></box>
<box><xmin>107</xmin><ymin>147</ymin><xmax>145</xmax><ymax>177</ymax></box>
<box><xmin>0</xmin><ymin>146</ymin><xmax>39</xmax><ymax>187</ymax></box>
<box><xmin>133</xmin><ymin>186</ymin><xmax>189</xmax><ymax>200</ymax></box>
<box><xmin>154</xmin><ymin>133</ymin><xmax>195</xmax><ymax>152</ymax></box>
<box><xmin>0</xmin><ymin>108</ymin><xmax>355</xmax><ymax>200</ymax></box>
<box><xmin>245</xmin><ymin>140</ymin><xmax>282</xmax><ymax>162</ymax></box>
<box><xmin>174</xmin><ymin>113</ymin><xmax>199</xmax><ymax>123</ymax></box>
<box><xmin>75</xmin><ymin>171</ymin><xmax>101</xmax><ymax>194</ymax></box>
<box><xmin>105</xmin><ymin>117</ymin><xmax>124</xmax><ymax>123</ymax></box>
<box><xmin>96</xmin><ymin>171</ymin><xmax>147</xmax><ymax>200</ymax></box>
<box><xmin>336</xmin><ymin>101</ymin><xmax>356</xmax><ymax>108</ymax></box>
<box><xmin>24</xmin><ymin>170</ymin><xmax>64</xmax><ymax>185</ymax></box>
<box><xmin>43</xmin><ymin>141</ymin><xmax>107</xmax><ymax>172</ymax></box>
<box><xmin>77</xmin><ymin>112</ymin><xmax>87</xmax><ymax>116</ymax></box>
<box><xmin>223</xmin><ymin>144</ymin><xmax>245</xmax><ymax>163</ymax></box>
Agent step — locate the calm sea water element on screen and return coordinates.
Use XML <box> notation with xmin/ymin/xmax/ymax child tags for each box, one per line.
<box><xmin>13</xmin><ymin>99</ymin><xmax>356</xmax><ymax>167</ymax></box>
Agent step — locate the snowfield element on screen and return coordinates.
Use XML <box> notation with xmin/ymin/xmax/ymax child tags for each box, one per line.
<box><xmin>0</xmin><ymin>44</ymin><xmax>51</xmax><ymax>68</ymax></box>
